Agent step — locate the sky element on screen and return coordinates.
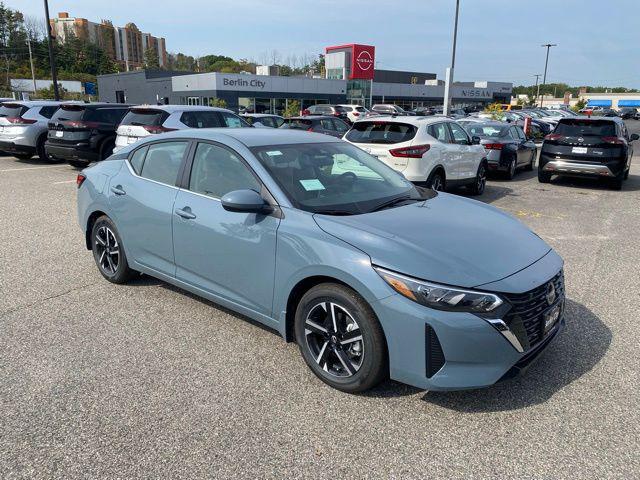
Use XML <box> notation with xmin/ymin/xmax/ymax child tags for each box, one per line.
<box><xmin>12</xmin><ymin>0</ymin><xmax>640</xmax><ymax>88</ymax></box>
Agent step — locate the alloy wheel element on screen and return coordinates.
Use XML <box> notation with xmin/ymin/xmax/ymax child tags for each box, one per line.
<box><xmin>509</xmin><ymin>159</ymin><xmax>517</xmax><ymax>178</ymax></box>
<box><xmin>431</xmin><ymin>174</ymin><xmax>444</xmax><ymax>191</ymax></box>
<box><xmin>477</xmin><ymin>165</ymin><xmax>486</xmax><ymax>193</ymax></box>
<box><xmin>94</xmin><ymin>226</ymin><xmax>120</xmax><ymax>275</ymax></box>
<box><xmin>304</xmin><ymin>302</ymin><xmax>364</xmax><ymax>377</ymax></box>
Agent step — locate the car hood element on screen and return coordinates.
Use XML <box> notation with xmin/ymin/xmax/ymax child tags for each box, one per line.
<box><xmin>313</xmin><ymin>193</ymin><xmax>551</xmax><ymax>289</ymax></box>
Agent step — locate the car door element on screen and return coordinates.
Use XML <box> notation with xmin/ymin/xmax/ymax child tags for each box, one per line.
<box><xmin>108</xmin><ymin>140</ymin><xmax>190</xmax><ymax>276</ymax></box>
<box><xmin>514</xmin><ymin>126</ymin><xmax>535</xmax><ymax>164</ymax></box>
<box><xmin>172</xmin><ymin>141</ymin><xmax>280</xmax><ymax>316</ymax></box>
<box><xmin>427</xmin><ymin>122</ymin><xmax>458</xmax><ymax>180</ymax></box>
<box><xmin>447</xmin><ymin>121</ymin><xmax>475</xmax><ymax>179</ymax></box>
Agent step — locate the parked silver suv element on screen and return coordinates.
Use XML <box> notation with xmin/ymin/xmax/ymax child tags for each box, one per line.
<box><xmin>0</xmin><ymin>100</ymin><xmax>64</xmax><ymax>160</ymax></box>
<box><xmin>114</xmin><ymin>105</ymin><xmax>250</xmax><ymax>153</ymax></box>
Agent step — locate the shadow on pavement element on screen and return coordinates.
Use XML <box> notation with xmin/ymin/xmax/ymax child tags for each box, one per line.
<box><xmin>423</xmin><ymin>299</ymin><xmax>611</xmax><ymax>412</ymax></box>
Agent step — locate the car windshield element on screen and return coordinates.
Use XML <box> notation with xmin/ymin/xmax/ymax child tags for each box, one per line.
<box><xmin>251</xmin><ymin>142</ymin><xmax>431</xmax><ymax>215</ymax></box>
<box><xmin>344</xmin><ymin>121</ymin><xmax>418</xmax><ymax>144</ymax></box>
<box><xmin>555</xmin><ymin>120</ymin><xmax>616</xmax><ymax>137</ymax></box>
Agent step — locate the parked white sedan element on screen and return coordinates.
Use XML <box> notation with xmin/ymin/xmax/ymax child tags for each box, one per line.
<box><xmin>344</xmin><ymin>116</ymin><xmax>488</xmax><ymax>194</ymax></box>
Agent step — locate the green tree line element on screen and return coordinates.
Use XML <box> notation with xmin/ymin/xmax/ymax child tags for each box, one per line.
<box><xmin>513</xmin><ymin>82</ymin><xmax>638</xmax><ymax>98</ymax></box>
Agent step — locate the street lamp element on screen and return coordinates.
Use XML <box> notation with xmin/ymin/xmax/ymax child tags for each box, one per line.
<box><xmin>538</xmin><ymin>43</ymin><xmax>557</xmax><ymax>107</ymax></box>
<box><xmin>43</xmin><ymin>0</ymin><xmax>60</xmax><ymax>100</ymax></box>
<box><xmin>443</xmin><ymin>0</ymin><xmax>460</xmax><ymax>116</ymax></box>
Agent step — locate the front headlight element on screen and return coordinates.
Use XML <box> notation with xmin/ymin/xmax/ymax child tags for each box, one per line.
<box><xmin>374</xmin><ymin>266</ymin><xmax>503</xmax><ymax>313</ymax></box>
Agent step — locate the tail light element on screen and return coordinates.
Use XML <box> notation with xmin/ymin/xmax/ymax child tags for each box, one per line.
<box><xmin>601</xmin><ymin>136</ymin><xmax>624</xmax><ymax>144</ymax></box>
<box><xmin>307</xmin><ymin>127</ymin><xmax>315</xmax><ymax>132</ymax></box>
<box><xmin>544</xmin><ymin>133</ymin><xmax>563</xmax><ymax>141</ymax></box>
<box><xmin>63</xmin><ymin>120</ymin><xmax>100</xmax><ymax>129</ymax></box>
<box><xmin>5</xmin><ymin>117</ymin><xmax>37</xmax><ymax>125</ymax></box>
<box><xmin>389</xmin><ymin>144</ymin><xmax>431</xmax><ymax>158</ymax></box>
<box><xmin>353</xmin><ymin>112</ymin><xmax>360</xmax><ymax>117</ymax></box>
<box><xmin>301</xmin><ymin>109</ymin><xmax>310</xmax><ymax>116</ymax></box>
<box><xmin>142</xmin><ymin>125</ymin><xmax>177</xmax><ymax>134</ymax></box>
<box><xmin>76</xmin><ymin>173</ymin><xmax>86</xmax><ymax>188</ymax></box>
<box><xmin>483</xmin><ymin>143</ymin><xmax>504</xmax><ymax>150</ymax></box>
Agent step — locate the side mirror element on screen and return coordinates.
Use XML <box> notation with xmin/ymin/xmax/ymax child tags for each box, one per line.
<box><xmin>630</xmin><ymin>133</ymin><xmax>639</xmax><ymax>142</ymax></box>
<box><xmin>221</xmin><ymin>189</ymin><xmax>273</xmax><ymax>214</ymax></box>
<box><xmin>471</xmin><ymin>136</ymin><xmax>481</xmax><ymax>145</ymax></box>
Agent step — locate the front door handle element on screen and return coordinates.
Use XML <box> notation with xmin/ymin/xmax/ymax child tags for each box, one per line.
<box><xmin>110</xmin><ymin>185</ymin><xmax>126</xmax><ymax>196</ymax></box>
<box><xmin>175</xmin><ymin>207</ymin><xmax>196</xmax><ymax>220</ymax></box>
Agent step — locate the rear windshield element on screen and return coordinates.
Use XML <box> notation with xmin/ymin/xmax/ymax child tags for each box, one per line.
<box><xmin>344</xmin><ymin>121</ymin><xmax>417</xmax><ymax>144</ymax></box>
<box><xmin>0</xmin><ymin>103</ymin><xmax>28</xmax><ymax>118</ymax></box>
<box><xmin>121</xmin><ymin>109</ymin><xmax>168</xmax><ymax>127</ymax></box>
<box><xmin>285</xmin><ymin>119</ymin><xmax>312</xmax><ymax>129</ymax></box>
<box><xmin>180</xmin><ymin>111</ymin><xmax>223</xmax><ymax>128</ymax></box>
<box><xmin>555</xmin><ymin>120</ymin><xmax>616</xmax><ymax>137</ymax></box>
<box><xmin>51</xmin><ymin>106</ymin><xmax>85</xmax><ymax>122</ymax></box>
<box><xmin>466</xmin><ymin>125</ymin><xmax>507</xmax><ymax>138</ymax></box>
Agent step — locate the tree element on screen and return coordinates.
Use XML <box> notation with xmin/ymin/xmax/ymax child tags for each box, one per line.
<box><xmin>208</xmin><ymin>97</ymin><xmax>227</xmax><ymax>108</ymax></box>
<box><xmin>144</xmin><ymin>46</ymin><xmax>160</xmax><ymax>69</ymax></box>
<box><xmin>572</xmin><ymin>98</ymin><xmax>586</xmax><ymax>113</ymax></box>
<box><xmin>484</xmin><ymin>102</ymin><xmax>504</xmax><ymax>120</ymax></box>
<box><xmin>284</xmin><ymin>100</ymin><xmax>300</xmax><ymax>118</ymax></box>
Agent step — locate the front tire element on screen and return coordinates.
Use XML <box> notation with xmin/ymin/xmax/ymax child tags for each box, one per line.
<box><xmin>294</xmin><ymin>283</ymin><xmax>388</xmax><ymax>393</ymax></box>
<box><xmin>91</xmin><ymin>216</ymin><xmax>135</xmax><ymax>284</ymax></box>
<box><xmin>538</xmin><ymin>169</ymin><xmax>552</xmax><ymax>183</ymax></box>
<box><xmin>469</xmin><ymin>162</ymin><xmax>487</xmax><ymax>196</ymax></box>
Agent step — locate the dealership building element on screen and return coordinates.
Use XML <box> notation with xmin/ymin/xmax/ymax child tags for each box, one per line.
<box><xmin>97</xmin><ymin>44</ymin><xmax>512</xmax><ymax>113</ymax></box>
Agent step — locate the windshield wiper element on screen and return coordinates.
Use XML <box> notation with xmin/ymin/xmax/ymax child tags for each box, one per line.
<box><xmin>370</xmin><ymin>195</ymin><xmax>418</xmax><ymax>212</ymax></box>
<box><xmin>313</xmin><ymin>209</ymin><xmax>355</xmax><ymax>216</ymax></box>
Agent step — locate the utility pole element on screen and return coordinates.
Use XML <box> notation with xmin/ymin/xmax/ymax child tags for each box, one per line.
<box><xmin>443</xmin><ymin>0</ymin><xmax>460</xmax><ymax>116</ymax></box>
<box><xmin>27</xmin><ymin>39</ymin><xmax>37</xmax><ymax>94</ymax></box>
<box><xmin>533</xmin><ymin>74</ymin><xmax>541</xmax><ymax>106</ymax></box>
<box><xmin>43</xmin><ymin>0</ymin><xmax>60</xmax><ymax>100</ymax></box>
<box><xmin>539</xmin><ymin>43</ymin><xmax>557</xmax><ymax>107</ymax></box>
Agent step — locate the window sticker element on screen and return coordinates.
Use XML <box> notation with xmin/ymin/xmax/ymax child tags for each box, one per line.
<box><xmin>299</xmin><ymin>179</ymin><xmax>325</xmax><ymax>191</ymax></box>
<box><xmin>266</xmin><ymin>150</ymin><xmax>283</xmax><ymax>156</ymax></box>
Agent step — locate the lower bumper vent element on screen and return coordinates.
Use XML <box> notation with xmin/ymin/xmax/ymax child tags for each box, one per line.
<box><xmin>425</xmin><ymin>324</ymin><xmax>445</xmax><ymax>378</ymax></box>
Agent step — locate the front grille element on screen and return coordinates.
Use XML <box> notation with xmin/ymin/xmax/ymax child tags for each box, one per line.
<box><xmin>502</xmin><ymin>271</ymin><xmax>564</xmax><ymax>351</ymax></box>
<box><xmin>425</xmin><ymin>324</ymin><xmax>445</xmax><ymax>378</ymax></box>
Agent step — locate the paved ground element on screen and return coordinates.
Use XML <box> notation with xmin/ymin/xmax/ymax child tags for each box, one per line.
<box><xmin>1</xmin><ymin>121</ymin><xmax>639</xmax><ymax>479</ymax></box>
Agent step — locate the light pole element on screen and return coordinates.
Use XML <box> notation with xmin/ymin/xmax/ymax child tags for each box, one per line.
<box><xmin>539</xmin><ymin>43</ymin><xmax>557</xmax><ymax>107</ymax></box>
<box><xmin>443</xmin><ymin>0</ymin><xmax>460</xmax><ymax>116</ymax></box>
<box><xmin>43</xmin><ymin>0</ymin><xmax>60</xmax><ymax>100</ymax></box>
<box><xmin>533</xmin><ymin>74</ymin><xmax>541</xmax><ymax>106</ymax></box>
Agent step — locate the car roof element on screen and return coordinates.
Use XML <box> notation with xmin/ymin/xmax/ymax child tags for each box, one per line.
<box><xmin>138</xmin><ymin>127</ymin><xmax>342</xmax><ymax>148</ymax></box>
<box><xmin>558</xmin><ymin>116</ymin><xmax>621</xmax><ymax>123</ymax></box>
<box><xmin>60</xmin><ymin>102</ymin><xmax>131</xmax><ymax>108</ymax></box>
<box><xmin>130</xmin><ymin>104</ymin><xmax>232</xmax><ymax>113</ymax></box>
<box><xmin>1</xmin><ymin>100</ymin><xmax>70</xmax><ymax>107</ymax></box>
<box><xmin>471</xmin><ymin>121</ymin><xmax>509</xmax><ymax>128</ymax></box>
<box><xmin>287</xmin><ymin>115</ymin><xmax>334</xmax><ymax>120</ymax></box>
<box><xmin>355</xmin><ymin>115</ymin><xmax>455</xmax><ymax>126</ymax></box>
<box><xmin>240</xmin><ymin>113</ymin><xmax>282</xmax><ymax>118</ymax></box>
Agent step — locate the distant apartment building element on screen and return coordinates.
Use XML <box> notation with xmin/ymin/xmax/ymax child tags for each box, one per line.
<box><xmin>50</xmin><ymin>12</ymin><xmax>167</xmax><ymax>71</ymax></box>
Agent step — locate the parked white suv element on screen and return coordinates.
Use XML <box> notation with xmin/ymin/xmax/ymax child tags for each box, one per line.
<box><xmin>114</xmin><ymin>105</ymin><xmax>250</xmax><ymax>152</ymax></box>
<box><xmin>0</xmin><ymin>100</ymin><xmax>65</xmax><ymax>160</ymax></box>
<box><xmin>336</xmin><ymin>104</ymin><xmax>369</xmax><ymax>123</ymax></box>
<box><xmin>344</xmin><ymin>116</ymin><xmax>487</xmax><ymax>194</ymax></box>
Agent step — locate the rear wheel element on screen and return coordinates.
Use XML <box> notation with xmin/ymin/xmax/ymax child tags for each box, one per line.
<box><xmin>14</xmin><ymin>153</ymin><xmax>33</xmax><ymax>160</ymax></box>
<box><xmin>91</xmin><ymin>216</ymin><xmax>136</xmax><ymax>284</ymax></box>
<box><xmin>294</xmin><ymin>283</ymin><xmax>388</xmax><ymax>393</ymax></box>
<box><xmin>36</xmin><ymin>135</ymin><xmax>54</xmax><ymax>162</ymax></box>
<box><xmin>623</xmin><ymin>168</ymin><xmax>630</xmax><ymax>180</ymax></box>
<box><xmin>505</xmin><ymin>155</ymin><xmax>517</xmax><ymax>180</ymax></box>
<box><xmin>538</xmin><ymin>169</ymin><xmax>552</xmax><ymax>183</ymax></box>
<box><xmin>525</xmin><ymin>150</ymin><xmax>535</xmax><ymax>171</ymax></box>
<box><xmin>609</xmin><ymin>174</ymin><xmax>624</xmax><ymax>190</ymax></box>
<box><xmin>427</xmin><ymin>170</ymin><xmax>445</xmax><ymax>192</ymax></box>
<box><xmin>469</xmin><ymin>162</ymin><xmax>487</xmax><ymax>196</ymax></box>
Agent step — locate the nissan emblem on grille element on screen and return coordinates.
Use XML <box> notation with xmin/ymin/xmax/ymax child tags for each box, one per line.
<box><xmin>546</xmin><ymin>282</ymin><xmax>557</xmax><ymax>305</ymax></box>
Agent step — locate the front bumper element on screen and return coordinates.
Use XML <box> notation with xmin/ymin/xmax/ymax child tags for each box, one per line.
<box><xmin>373</xmin><ymin>252</ymin><xmax>565</xmax><ymax>391</ymax></box>
<box><xmin>45</xmin><ymin>142</ymin><xmax>99</xmax><ymax>164</ymax></box>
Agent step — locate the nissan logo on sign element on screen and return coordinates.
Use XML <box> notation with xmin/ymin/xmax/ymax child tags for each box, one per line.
<box><xmin>356</xmin><ymin>50</ymin><xmax>373</xmax><ymax>71</ymax></box>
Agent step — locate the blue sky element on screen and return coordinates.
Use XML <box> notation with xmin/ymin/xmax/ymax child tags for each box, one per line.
<box><xmin>13</xmin><ymin>0</ymin><xmax>640</xmax><ymax>87</ymax></box>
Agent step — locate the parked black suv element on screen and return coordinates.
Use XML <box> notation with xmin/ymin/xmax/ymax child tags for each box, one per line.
<box><xmin>302</xmin><ymin>105</ymin><xmax>350</xmax><ymax>122</ymax></box>
<box><xmin>538</xmin><ymin>117</ymin><xmax>638</xmax><ymax>189</ymax></box>
<box><xmin>45</xmin><ymin>103</ymin><xmax>130</xmax><ymax>168</ymax></box>
<box><xmin>281</xmin><ymin>116</ymin><xmax>350</xmax><ymax>138</ymax></box>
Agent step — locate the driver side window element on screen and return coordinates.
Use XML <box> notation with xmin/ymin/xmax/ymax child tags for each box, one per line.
<box><xmin>448</xmin><ymin>122</ymin><xmax>470</xmax><ymax>145</ymax></box>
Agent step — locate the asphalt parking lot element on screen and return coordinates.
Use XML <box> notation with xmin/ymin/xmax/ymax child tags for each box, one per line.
<box><xmin>1</xmin><ymin>121</ymin><xmax>639</xmax><ymax>479</ymax></box>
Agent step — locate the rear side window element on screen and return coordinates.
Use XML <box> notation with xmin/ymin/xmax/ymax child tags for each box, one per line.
<box><xmin>332</xmin><ymin>119</ymin><xmax>349</xmax><ymax>133</ymax></box>
<box><xmin>180</xmin><ymin>111</ymin><xmax>223</xmax><ymax>128</ymax></box>
<box><xmin>0</xmin><ymin>104</ymin><xmax>28</xmax><ymax>118</ymax></box>
<box><xmin>129</xmin><ymin>146</ymin><xmax>148</xmax><ymax>174</ymax></box>
<box><xmin>427</xmin><ymin>123</ymin><xmax>450</xmax><ymax>142</ymax></box>
<box><xmin>220</xmin><ymin>111</ymin><xmax>248</xmax><ymax>128</ymax></box>
<box><xmin>39</xmin><ymin>106</ymin><xmax>59</xmax><ymax>119</ymax></box>
<box><xmin>345</xmin><ymin>121</ymin><xmax>417</xmax><ymax>144</ymax></box>
<box><xmin>121</xmin><ymin>109</ymin><xmax>169</xmax><ymax>127</ymax></box>
<box><xmin>139</xmin><ymin>141</ymin><xmax>188</xmax><ymax>185</ymax></box>
<box><xmin>320</xmin><ymin>119</ymin><xmax>334</xmax><ymax>130</ymax></box>
<box><xmin>555</xmin><ymin>120</ymin><xmax>616</xmax><ymax>137</ymax></box>
<box><xmin>286</xmin><ymin>119</ymin><xmax>312</xmax><ymax>130</ymax></box>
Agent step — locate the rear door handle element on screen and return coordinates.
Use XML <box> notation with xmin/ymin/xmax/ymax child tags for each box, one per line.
<box><xmin>110</xmin><ymin>185</ymin><xmax>126</xmax><ymax>196</ymax></box>
<box><xmin>175</xmin><ymin>207</ymin><xmax>196</xmax><ymax>220</ymax></box>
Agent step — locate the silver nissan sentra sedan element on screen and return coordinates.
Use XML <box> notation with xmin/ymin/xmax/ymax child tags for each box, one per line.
<box><xmin>76</xmin><ymin>128</ymin><xmax>565</xmax><ymax>393</ymax></box>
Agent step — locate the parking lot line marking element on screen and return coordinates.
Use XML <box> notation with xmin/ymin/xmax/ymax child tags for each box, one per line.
<box><xmin>52</xmin><ymin>179</ymin><xmax>77</xmax><ymax>184</ymax></box>
<box><xmin>0</xmin><ymin>165</ymin><xmax>68</xmax><ymax>173</ymax></box>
